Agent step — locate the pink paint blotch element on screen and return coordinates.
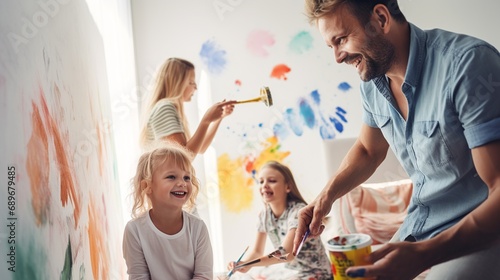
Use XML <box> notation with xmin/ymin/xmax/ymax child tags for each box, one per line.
<box><xmin>247</xmin><ymin>30</ymin><xmax>275</xmax><ymax>57</ymax></box>
<box><xmin>270</xmin><ymin>64</ymin><xmax>291</xmax><ymax>80</ymax></box>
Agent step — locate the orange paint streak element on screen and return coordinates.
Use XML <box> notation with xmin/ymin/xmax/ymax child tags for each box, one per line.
<box><xmin>270</xmin><ymin>64</ymin><xmax>291</xmax><ymax>80</ymax></box>
<box><xmin>88</xmin><ymin>200</ymin><xmax>110</xmax><ymax>280</ymax></box>
<box><xmin>39</xmin><ymin>92</ymin><xmax>81</xmax><ymax>227</ymax></box>
<box><xmin>26</xmin><ymin>103</ymin><xmax>51</xmax><ymax>226</ymax></box>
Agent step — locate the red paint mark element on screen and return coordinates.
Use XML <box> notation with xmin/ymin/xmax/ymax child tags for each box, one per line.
<box><xmin>270</xmin><ymin>64</ymin><xmax>291</xmax><ymax>80</ymax></box>
<box><xmin>26</xmin><ymin>103</ymin><xmax>51</xmax><ymax>226</ymax></box>
<box><xmin>235</xmin><ymin>79</ymin><xmax>242</xmax><ymax>86</ymax></box>
<box><xmin>39</xmin><ymin>89</ymin><xmax>81</xmax><ymax>227</ymax></box>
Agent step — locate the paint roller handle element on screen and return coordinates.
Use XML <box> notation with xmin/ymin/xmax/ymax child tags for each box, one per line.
<box><xmin>235</xmin><ymin>96</ymin><xmax>262</xmax><ymax>104</ymax></box>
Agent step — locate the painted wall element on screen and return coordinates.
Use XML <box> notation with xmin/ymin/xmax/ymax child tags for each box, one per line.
<box><xmin>0</xmin><ymin>0</ymin><xmax>136</xmax><ymax>279</ymax></box>
<box><xmin>130</xmin><ymin>0</ymin><xmax>500</xmax><ymax>273</ymax></box>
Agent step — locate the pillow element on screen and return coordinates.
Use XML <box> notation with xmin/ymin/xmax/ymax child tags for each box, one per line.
<box><xmin>346</xmin><ymin>179</ymin><xmax>413</xmax><ymax>244</ymax></box>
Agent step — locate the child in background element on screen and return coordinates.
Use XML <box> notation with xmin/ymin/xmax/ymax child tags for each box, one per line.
<box><xmin>227</xmin><ymin>161</ymin><xmax>332</xmax><ymax>279</ymax></box>
<box><xmin>138</xmin><ymin>57</ymin><xmax>236</xmax><ymax>158</ymax></box>
<box><xmin>123</xmin><ymin>141</ymin><xmax>213</xmax><ymax>279</ymax></box>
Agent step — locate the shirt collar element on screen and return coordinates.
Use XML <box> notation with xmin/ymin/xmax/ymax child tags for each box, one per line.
<box><xmin>404</xmin><ymin>23</ymin><xmax>426</xmax><ymax>88</ymax></box>
<box><xmin>371</xmin><ymin>22</ymin><xmax>426</xmax><ymax>91</ymax></box>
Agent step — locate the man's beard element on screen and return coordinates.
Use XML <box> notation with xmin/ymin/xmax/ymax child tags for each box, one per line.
<box><xmin>353</xmin><ymin>35</ymin><xmax>396</xmax><ymax>82</ymax></box>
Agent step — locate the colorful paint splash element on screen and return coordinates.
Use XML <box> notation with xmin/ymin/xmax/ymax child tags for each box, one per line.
<box><xmin>270</xmin><ymin>64</ymin><xmax>291</xmax><ymax>80</ymax></box>
<box><xmin>338</xmin><ymin>82</ymin><xmax>352</xmax><ymax>92</ymax></box>
<box><xmin>26</xmin><ymin>102</ymin><xmax>51</xmax><ymax>226</ymax></box>
<box><xmin>199</xmin><ymin>39</ymin><xmax>227</xmax><ymax>75</ymax></box>
<box><xmin>88</xmin><ymin>199</ymin><xmax>110</xmax><ymax>280</ymax></box>
<box><xmin>289</xmin><ymin>31</ymin><xmax>313</xmax><ymax>54</ymax></box>
<box><xmin>273</xmin><ymin>87</ymin><xmax>349</xmax><ymax>140</ymax></box>
<box><xmin>217</xmin><ymin>136</ymin><xmax>290</xmax><ymax>212</ymax></box>
<box><xmin>247</xmin><ymin>29</ymin><xmax>275</xmax><ymax>57</ymax></box>
<box><xmin>298</xmin><ymin>98</ymin><xmax>316</xmax><ymax>129</ymax></box>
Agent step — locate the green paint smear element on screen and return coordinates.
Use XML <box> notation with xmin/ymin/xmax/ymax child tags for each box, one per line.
<box><xmin>60</xmin><ymin>237</ymin><xmax>73</xmax><ymax>280</ymax></box>
<box><xmin>289</xmin><ymin>31</ymin><xmax>313</xmax><ymax>54</ymax></box>
<box><xmin>14</xmin><ymin>237</ymin><xmax>49</xmax><ymax>280</ymax></box>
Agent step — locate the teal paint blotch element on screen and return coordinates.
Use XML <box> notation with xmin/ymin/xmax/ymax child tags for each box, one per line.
<box><xmin>289</xmin><ymin>31</ymin><xmax>313</xmax><ymax>54</ymax></box>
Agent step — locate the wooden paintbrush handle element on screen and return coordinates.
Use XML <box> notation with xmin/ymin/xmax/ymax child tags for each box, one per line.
<box><xmin>236</xmin><ymin>96</ymin><xmax>261</xmax><ymax>104</ymax></box>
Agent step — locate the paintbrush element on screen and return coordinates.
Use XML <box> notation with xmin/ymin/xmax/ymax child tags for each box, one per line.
<box><xmin>227</xmin><ymin>245</ymin><xmax>249</xmax><ymax>278</ymax></box>
<box><xmin>233</xmin><ymin>258</ymin><xmax>261</xmax><ymax>270</ymax></box>
<box><xmin>295</xmin><ymin>229</ymin><xmax>310</xmax><ymax>256</ymax></box>
<box><xmin>236</xmin><ymin>86</ymin><xmax>273</xmax><ymax>107</ymax></box>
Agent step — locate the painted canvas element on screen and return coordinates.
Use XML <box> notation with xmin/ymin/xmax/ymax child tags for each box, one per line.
<box><xmin>0</xmin><ymin>1</ymin><xmax>125</xmax><ymax>279</ymax></box>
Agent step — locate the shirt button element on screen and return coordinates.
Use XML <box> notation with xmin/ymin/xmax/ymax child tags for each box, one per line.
<box><xmin>407</xmin><ymin>140</ymin><xmax>412</xmax><ymax>145</ymax></box>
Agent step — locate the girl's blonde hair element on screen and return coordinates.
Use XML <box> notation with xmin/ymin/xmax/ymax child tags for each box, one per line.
<box><xmin>139</xmin><ymin>58</ymin><xmax>195</xmax><ymax>148</ymax></box>
<box><xmin>261</xmin><ymin>161</ymin><xmax>308</xmax><ymax>205</ymax></box>
<box><xmin>130</xmin><ymin>140</ymin><xmax>199</xmax><ymax>218</ymax></box>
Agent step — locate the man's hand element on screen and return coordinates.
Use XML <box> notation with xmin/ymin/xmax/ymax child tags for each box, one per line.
<box><xmin>345</xmin><ymin>241</ymin><xmax>429</xmax><ymax>280</ymax></box>
<box><xmin>292</xmin><ymin>195</ymin><xmax>331</xmax><ymax>255</ymax></box>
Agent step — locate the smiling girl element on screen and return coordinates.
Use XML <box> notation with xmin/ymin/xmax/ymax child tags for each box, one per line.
<box><xmin>138</xmin><ymin>57</ymin><xmax>236</xmax><ymax>158</ymax></box>
<box><xmin>227</xmin><ymin>161</ymin><xmax>332</xmax><ymax>279</ymax></box>
<box><xmin>123</xmin><ymin>142</ymin><xmax>213</xmax><ymax>279</ymax></box>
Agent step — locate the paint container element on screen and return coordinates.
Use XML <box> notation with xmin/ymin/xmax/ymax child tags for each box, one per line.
<box><xmin>326</xmin><ymin>233</ymin><xmax>373</xmax><ymax>280</ymax></box>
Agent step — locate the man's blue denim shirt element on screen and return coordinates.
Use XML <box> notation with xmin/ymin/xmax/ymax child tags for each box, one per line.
<box><xmin>360</xmin><ymin>23</ymin><xmax>500</xmax><ymax>241</ymax></box>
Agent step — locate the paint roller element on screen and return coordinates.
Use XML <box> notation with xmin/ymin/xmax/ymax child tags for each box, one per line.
<box><xmin>236</xmin><ymin>86</ymin><xmax>273</xmax><ymax>107</ymax></box>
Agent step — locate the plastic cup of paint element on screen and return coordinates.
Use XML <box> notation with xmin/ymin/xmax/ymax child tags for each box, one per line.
<box><xmin>326</xmin><ymin>233</ymin><xmax>373</xmax><ymax>280</ymax></box>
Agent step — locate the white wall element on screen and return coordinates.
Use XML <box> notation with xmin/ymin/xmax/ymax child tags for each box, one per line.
<box><xmin>129</xmin><ymin>0</ymin><xmax>500</xmax><ymax>272</ymax></box>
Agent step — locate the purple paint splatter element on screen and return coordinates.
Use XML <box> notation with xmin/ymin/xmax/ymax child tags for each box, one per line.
<box><xmin>199</xmin><ymin>39</ymin><xmax>227</xmax><ymax>75</ymax></box>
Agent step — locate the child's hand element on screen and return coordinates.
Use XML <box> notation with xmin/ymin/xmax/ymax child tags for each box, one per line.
<box><xmin>227</xmin><ymin>261</ymin><xmax>251</xmax><ymax>275</ymax></box>
<box><xmin>221</xmin><ymin>101</ymin><xmax>235</xmax><ymax>118</ymax></box>
<box><xmin>203</xmin><ymin>100</ymin><xmax>236</xmax><ymax>123</ymax></box>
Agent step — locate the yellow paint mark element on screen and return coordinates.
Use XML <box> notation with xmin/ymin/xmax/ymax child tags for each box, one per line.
<box><xmin>218</xmin><ymin>154</ymin><xmax>254</xmax><ymax>212</ymax></box>
<box><xmin>217</xmin><ymin>136</ymin><xmax>290</xmax><ymax>212</ymax></box>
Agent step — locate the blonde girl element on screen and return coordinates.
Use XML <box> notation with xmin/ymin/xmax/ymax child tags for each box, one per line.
<box><xmin>138</xmin><ymin>57</ymin><xmax>236</xmax><ymax>157</ymax></box>
<box><xmin>123</xmin><ymin>141</ymin><xmax>213</xmax><ymax>279</ymax></box>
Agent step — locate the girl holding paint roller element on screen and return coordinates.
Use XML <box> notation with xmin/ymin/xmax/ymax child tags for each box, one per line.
<box><xmin>139</xmin><ymin>57</ymin><xmax>237</xmax><ymax>158</ymax></box>
<box><xmin>227</xmin><ymin>161</ymin><xmax>332</xmax><ymax>279</ymax></box>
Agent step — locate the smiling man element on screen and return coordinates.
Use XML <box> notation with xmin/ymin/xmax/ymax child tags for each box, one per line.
<box><xmin>293</xmin><ymin>1</ymin><xmax>500</xmax><ymax>279</ymax></box>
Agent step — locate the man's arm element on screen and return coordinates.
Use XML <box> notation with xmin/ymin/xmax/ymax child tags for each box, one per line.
<box><xmin>293</xmin><ymin>124</ymin><xmax>390</xmax><ymax>253</ymax></box>
<box><xmin>423</xmin><ymin>140</ymin><xmax>500</xmax><ymax>262</ymax></box>
<box><xmin>348</xmin><ymin>140</ymin><xmax>500</xmax><ymax>280</ymax></box>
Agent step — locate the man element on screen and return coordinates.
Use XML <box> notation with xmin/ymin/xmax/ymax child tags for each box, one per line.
<box><xmin>293</xmin><ymin>1</ymin><xmax>500</xmax><ymax>279</ymax></box>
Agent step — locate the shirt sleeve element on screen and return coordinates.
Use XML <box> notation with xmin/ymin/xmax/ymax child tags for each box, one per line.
<box><xmin>149</xmin><ymin>102</ymin><xmax>184</xmax><ymax>140</ymax></box>
<box><xmin>122</xmin><ymin>221</ymin><xmax>151</xmax><ymax>280</ymax></box>
<box><xmin>257</xmin><ymin>209</ymin><xmax>267</xmax><ymax>233</ymax></box>
<box><xmin>192</xmin><ymin>219</ymin><xmax>213</xmax><ymax>280</ymax></box>
<box><xmin>286</xmin><ymin>202</ymin><xmax>305</xmax><ymax>230</ymax></box>
<box><xmin>453</xmin><ymin>45</ymin><xmax>500</xmax><ymax>148</ymax></box>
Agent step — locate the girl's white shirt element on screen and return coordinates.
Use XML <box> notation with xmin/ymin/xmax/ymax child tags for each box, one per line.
<box><xmin>123</xmin><ymin>210</ymin><xmax>213</xmax><ymax>280</ymax></box>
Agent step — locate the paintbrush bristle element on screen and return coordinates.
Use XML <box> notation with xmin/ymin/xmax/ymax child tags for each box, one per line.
<box><xmin>260</xmin><ymin>87</ymin><xmax>273</xmax><ymax>107</ymax></box>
